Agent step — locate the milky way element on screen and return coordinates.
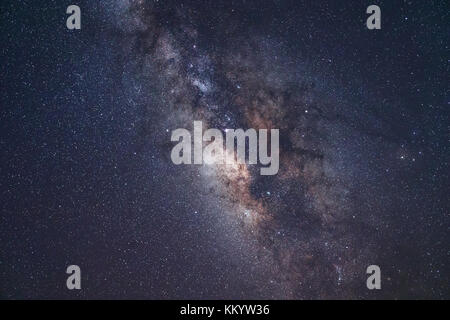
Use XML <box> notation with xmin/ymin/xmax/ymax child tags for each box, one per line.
<box><xmin>1</xmin><ymin>0</ymin><xmax>448</xmax><ymax>299</ymax></box>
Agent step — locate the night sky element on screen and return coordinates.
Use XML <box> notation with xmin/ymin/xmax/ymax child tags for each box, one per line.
<box><xmin>1</xmin><ymin>0</ymin><xmax>449</xmax><ymax>299</ymax></box>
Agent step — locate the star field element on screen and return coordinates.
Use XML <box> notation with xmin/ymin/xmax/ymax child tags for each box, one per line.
<box><xmin>0</xmin><ymin>0</ymin><xmax>448</xmax><ymax>299</ymax></box>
